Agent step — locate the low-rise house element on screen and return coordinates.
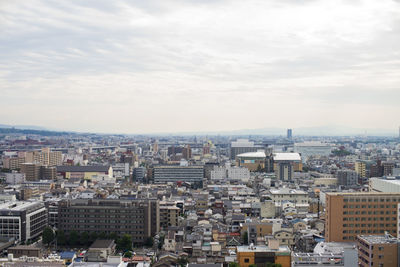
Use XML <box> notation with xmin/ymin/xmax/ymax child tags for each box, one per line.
<box><xmin>85</xmin><ymin>239</ymin><xmax>116</xmax><ymax>262</ymax></box>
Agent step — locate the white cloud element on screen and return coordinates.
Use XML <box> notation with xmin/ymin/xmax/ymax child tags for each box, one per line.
<box><xmin>0</xmin><ymin>0</ymin><xmax>400</xmax><ymax>133</ymax></box>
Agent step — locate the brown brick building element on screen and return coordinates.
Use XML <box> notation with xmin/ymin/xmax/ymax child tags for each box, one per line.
<box><xmin>357</xmin><ymin>234</ymin><xmax>399</xmax><ymax>267</ymax></box>
<box><xmin>325</xmin><ymin>192</ymin><xmax>400</xmax><ymax>242</ymax></box>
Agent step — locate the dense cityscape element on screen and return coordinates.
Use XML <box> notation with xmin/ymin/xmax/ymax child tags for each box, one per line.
<box><xmin>0</xmin><ymin>128</ymin><xmax>398</xmax><ymax>266</ymax></box>
<box><xmin>2</xmin><ymin>0</ymin><xmax>400</xmax><ymax>266</ymax></box>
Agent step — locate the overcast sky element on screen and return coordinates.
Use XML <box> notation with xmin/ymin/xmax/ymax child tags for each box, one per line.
<box><xmin>1</xmin><ymin>0</ymin><xmax>400</xmax><ymax>134</ymax></box>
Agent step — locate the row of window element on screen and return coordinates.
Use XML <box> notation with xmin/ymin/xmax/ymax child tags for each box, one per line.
<box><xmin>343</xmin><ymin>204</ymin><xmax>397</xmax><ymax>209</ymax></box>
<box><xmin>59</xmin><ymin>214</ymin><xmax>145</xmax><ymax>219</ymax></box>
<box><xmin>65</xmin><ymin>225</ymin><xmax>144</xmax><ymax>232</ymax></box>
<box><xmin>60</xmin><ymin>208</ymin><xmax>144</xmax><ymax>213</ymax></box>
<box><xmin>60</xmin><ymin>219</ymin><xmax>144</xmax><ymax>224</ymax></box>
<box><xmin>343</xmin><ymin>198</ymin><xmax>400</xmax><ymax>202</ymax></box>
<box><xmin>343</xmin><ymin>223</ymin><xmax>396</xmax><ymax>228</ymax></box>
<box><xmin>343</xmin><ymin>217</ymin><xmax>396</xmax><ymax>221</ymax></box>
<box><xmin>343</xmin><ymin>211</ymin><xmax>396</xmax><ymax>215</ymax></box>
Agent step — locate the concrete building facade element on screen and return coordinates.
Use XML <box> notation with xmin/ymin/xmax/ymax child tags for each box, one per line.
<box><xmin>326</xmin><ymin>192</ymin><xmax>400</xmax><ymax>242</ymax></box>
<box><xmin>58</xmin><ymin>198</ymin><xmax>159</xmax><ymax>244</ymax></box>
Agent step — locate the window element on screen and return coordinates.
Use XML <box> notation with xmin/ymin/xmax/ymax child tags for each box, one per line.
<box><xmin>244</xmin><ymin>259</ymin><xmax>249</xmax><ymax>263</ymax></box>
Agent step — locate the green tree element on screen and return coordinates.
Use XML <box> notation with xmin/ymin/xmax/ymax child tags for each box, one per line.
<box><xmin>116</xmin><ymin>234</ymin><xmax>132</xmax><ymax>251</ymax></box>
<box><xmin>99</xmin><ymin>232</ymin><xmax>107</xmax><ymax>239</ymax></box>
<box><xmin>229</xmin><ymin>263</ymin><xmax>240</xmax><ymax>267</ymax></box>
<box><xmin>109</xmin><ymin>232</ymin><xmax>118</xmax><ymax>241</ymax></box>
<box><xmin>69</xmin><ymin>231</ymin><xmax>79</xmax><ymax>246</ymax></box>
<box><xmin>42</xmin><ymin>227</ymin><xmax>55</xmax><ymax>246</ymax></box>
<box><xmin>80</xmin><ymin>232</ymin><xmax>89</xmax><ymax>246</ymax></box>
<box><xmin>124</xmin><ymin>251</ymin><xmax>133</xmax><ymax>258</ymax></box>
<box><xmin>242</xmin><ymin>231</ymin><xmax>248</xmax><ymax>245</ymax></box>
<box><xmin>144</xmin><ymin>237</ymin><xmax>153</xmax><ymax>247</ymax></box>
<box><xmin>249</xmin><ymin>264</ymin><xmax>257</xmax><ymax>267</ymax></box>
<box><xmin>89</xmin><ymin>232</ymin><xmax>97</xmax><ymax>243</ymax></box>
<box><xmin>57</xmin><ymin>230</ymin><xmax>66</xmax><ymax>246</ymax></box>
<box><xmin>177</xmin><ymin>256</ymin><xmax>188</xmax><ymax>267</ymax></box>
<box><xmin>89</xmin><ymin>232</ymin><xmax>98</xmax><ymax>244</ymax></box>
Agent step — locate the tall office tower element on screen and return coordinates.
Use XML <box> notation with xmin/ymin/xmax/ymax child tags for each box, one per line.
<box><xmin>325</xmin><ymin>192</ymin><xmax>400</xmax><ymax>242</ymax></box>
<box><xmin>58</xmin><ymin>198</ymin><xmax>159</xmax><ymax>244</ymax></box>
<box><xmin>287</xmin><ymin>129</ymin><xmax>293</xmax><ymax>139</ymax></box>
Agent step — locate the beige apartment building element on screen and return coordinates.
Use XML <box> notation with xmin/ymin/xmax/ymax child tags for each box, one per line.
<box><xmin>26</xmin><ymin>148</ymin><xmax>62</xmax><ymax>166</ymax></box>
<box><xmin>159</xmin><ymin>204</ymin><xmax>180</xmax><ymax>229</ymax></box>
<box><xmin>3</xmin><ymin>148</ymin><xmax>62</xmax><ymax>170</ymax></box>
<box><xmin>355</xmin><ymin>161</ymin><xmax>366</xmax><ymax>178</ymax></box>
<box><xmin>326</xmin><ymin>192</ymin><xmax>400</xmax><ymax>242</ymax></box>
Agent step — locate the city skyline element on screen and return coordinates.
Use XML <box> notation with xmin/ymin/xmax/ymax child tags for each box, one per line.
<box><xmin>0</xmin><ymin>123</ymin><xmax>399</xmax><ymax>136</ymax></box>
<box><xmin>1</xmin><ymin>0</ymin><xmax>400</xmax><ymax>133</ymax></box>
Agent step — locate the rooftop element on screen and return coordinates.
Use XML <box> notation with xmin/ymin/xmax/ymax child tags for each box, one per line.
<box><xmin>236</xmin><ymin>151</ymin><xmax>266</xmax><ymax>158</ymax></box>
<box><xmin>90</xmin><ymin>239</ymin><xmax>115</xmax><ymax>249</ymax></box>
<box><xmin>270</xmin><ymin>188</ymin><xmax>307</xmax><ymax>195</ymax></box>
<box><xmin>273</xmin><ymin>153</ymin><xmax>301</xmax><ymax>161</ymax></box>
<box><xmin>358</xmin><ymin>235</ymin><xmax>399</xmax><ymax>244</ymax></box>
<box><xmin>0</xmin><ymin>201</ymin><xmax>42</xmax><ymax>212</ymax></box>
<box><xmin>294</xmin><ymin>142</ymin><xmax>332</xmax><ymax>147</ymax></box>
<box><xmin>231</xmin><ymin>139</ymin><xmax>255</xmax><ymax>147</ymax></box>
<box><xmin>57</xmin><ymin>165</ymin><xmax>110</xmax><ymax>172</ymax></box>
<box><xmin>8</xmin><ymin>245</ymin><xmax>40</xmax><ymax>251</ymax></box>
<box><xmin>237</xmin><ymin>245</ymin><xmax>290</xmax><ymax>254</ymax></box>
<box><xmin>326</xmin><ymin>192</ymin><xmax>400</xmax><ymax>196</ymax></box>
<box><xmin>153</xmin><ymin>165</ymin><xmax>204</xmax><ymax>169</ymax></box>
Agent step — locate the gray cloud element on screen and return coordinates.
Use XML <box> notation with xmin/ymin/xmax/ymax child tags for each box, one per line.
<box><xmin>1</xmin><ymin>0</ymin><xmax>400</xmax><ymax>133</ymax></box>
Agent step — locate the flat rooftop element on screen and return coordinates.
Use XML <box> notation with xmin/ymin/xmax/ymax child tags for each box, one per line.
<box><xmin>358</xmin><ymin>235</ymin><xmax>399</xmax><ymax>244</ymax></box>
<box><xmin>273</xmin><ymin>153</ymin><xmax>301</xmax><ymax>161</ymax></box>
<box><xmin>237</xmin><ymin>245</ymin><xmax>290</xmax><ymax>253</ymax></box>
<box><xmin>326</xmin><ymin>192</ymin><xmax>400</xmax><ymax>196</ymax></box>
<box><xmin>0</xmin><ymin>201</ymin><xmax>41</xmax><ymax>211</ymax></box>
<box><xmin>236</xmin><ymin>151</ymin><xmax>266</xmax><ymax>158</ymax></box>
<box><xmin>270</xmin><ymin>188</ymin><xmax>307</xmax><ymax>195</ymax></box>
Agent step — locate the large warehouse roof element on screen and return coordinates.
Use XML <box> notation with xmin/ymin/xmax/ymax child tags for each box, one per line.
<box><xmin>273</xmin><ymin>152</ymin><xmax>301</xmax><ymax>161</ymax></box>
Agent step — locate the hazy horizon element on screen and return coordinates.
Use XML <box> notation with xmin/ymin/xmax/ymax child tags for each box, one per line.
<box><xmin>0</xmin><ymin>123</ymin><xmax>399</xmax><ymax>137</ymax></box>
<box><xmin>1</xmin><ymin>0</ymin><xmax>400</xmax><ymax>134</ymax></box>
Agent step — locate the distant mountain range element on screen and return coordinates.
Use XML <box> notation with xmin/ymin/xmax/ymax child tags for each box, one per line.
<box><xmin>144</xmin><ymin>126</ymin><xmax>399</xmax><ymax>137</ymax></box>
<box><xmin>210</xmin><ymin>126</ymin><xmax>398</xmax><ymax>137</ymax></box>
<box><xmin>0</xmin><ymin>123</ymin><xmax>397</xmax><ymax>137</ymax></box>
<box><xmin>0</xmin><ymin>124</ymin><xmax>48</xmax><ymax>131</ymax></box>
